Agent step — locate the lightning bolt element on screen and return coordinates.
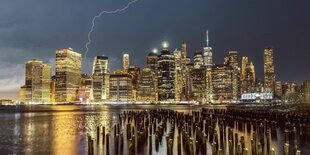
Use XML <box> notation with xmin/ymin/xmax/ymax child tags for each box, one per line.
<box><xmin>84</xmin><ymin>0</ymin><xmax>139</xmax><ymax>59</ymax></box>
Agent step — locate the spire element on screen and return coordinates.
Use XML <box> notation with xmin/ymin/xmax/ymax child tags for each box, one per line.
<box><xmin>206</xmin><ymin>30</ymin><xmax>209</xmax><ymax>47</ymax></box>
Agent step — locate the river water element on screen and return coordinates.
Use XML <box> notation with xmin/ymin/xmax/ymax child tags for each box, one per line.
<box><xmin>0</xmin><ymin>105</ymin><xmax>309</xmax><ymax>155</ymax></box>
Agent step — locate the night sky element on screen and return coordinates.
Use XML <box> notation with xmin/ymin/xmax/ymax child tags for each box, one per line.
<box><xmin>0</xmin><ymin>0</ymin><xmax>309</xmax><ymax>99</ymax></box>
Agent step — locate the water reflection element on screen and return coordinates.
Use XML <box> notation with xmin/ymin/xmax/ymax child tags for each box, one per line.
<box><xmin>0</xmin><ymin>105</ymin><xmax>309</xmax><ymax>155</ymax></box>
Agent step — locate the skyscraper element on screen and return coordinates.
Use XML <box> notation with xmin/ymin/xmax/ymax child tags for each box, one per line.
<box><xmin>128</xmin><ymin>66</ymin><xmax>141</xmax><ymax>101</ymax></box>
<box><xmin>174</xmin><ymin>49</ymin><xmax>182</xmax><ymax>101</ymax></box>
<box><xmin>241</xmin><ymin>56</ymin><xmax>249</xmax><ymax>80</ymax></box>
<box><xmin>190</xmin><ymin>67</ymin><xmax>206</xmax><ymax>102</ymax></box>
<box><xmin>137</xmin><ymin>67</ymin><xmax>156</xmax><ymax>101</ymax></box>
<box><xmin>123</xmin><ymin>54</ymin><xmax>130</xmax><ymax>71</ymax></box>
<box><xmin>302</xmin><ymin>80</ymin><xmax>310</xmax><ymax>103</ymax></box>
<box><xmin>211</xmin><ymin>64</ymin><xmax>234</xmax><ymax>103</ymax></box>
<box><xmin>19</xmin><ymin>59</ymin><xmax>51</xmax><ymax>104</ymax></box>
<box><xmin>55</xmin><ymin>48</ymin><xmax>82</xmax><ymax>103</ymax></box>
<box><xmin>146</xmin><ymin>51</ymin><xmax>158</xmax><ymax>101</ymax></box>
<box><xmin>109</xmin><ymin>71</ymin><xmax>133</xmax><ymax>102</ymax></box>
<box><xmin>78</xmin><ymin>74</ymin><xmax>92</xmax><ymax>102</ymax></box>
<box><xmin>181</xmin><ymin>43</ymin><xmax>190</xmax><ymax>100</ymax></box>
<box><xmin>193</xmin><ymin>52</ymin><xmax>204</xmax><ymax>69</ymax></box>
<box><xmin>203</xmin><ymin>31</ymin><xmax>213</xmax><ymax>70</ymax></box>
<box><xmin>264</xmin><ymin>47</ymin><xmax>275</xmax><ymax>92</ymax></box>
<box><xmin>224</xmin><ymin>51</ymin><xmax>240</xmax><ymax>101</ymax></box>
<box><xmin>92</xmin><ymin>56</ymin><xmax>110</xmax><ymax>102</ymax></box>
<box><xmin>274</xmin><ymin>80</ymin><xmax>282</xmax><ymax>99</ymax></box>
<box><xmin>242</xmin><ymin>62</ymin><xmax>256</xmax><ymax>93</ymax></box>
<box><xmin>203</xmin><ymin>31</ymin><xmax>213</xmax><ymax>102</ymax></box>
<box><xmin>158</xmin><ymin>43</ymin><xmax>175</xmax><ymax>101</ymax></box>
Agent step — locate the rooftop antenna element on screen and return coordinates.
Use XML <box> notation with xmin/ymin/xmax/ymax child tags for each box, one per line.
<box><xmin>206</xmin><ymin>30</ymin><xmax>209</xmax><ymax>47</ymax></box>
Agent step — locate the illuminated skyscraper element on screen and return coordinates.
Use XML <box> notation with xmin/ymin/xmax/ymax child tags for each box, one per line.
<box><xmin>19</xmin><ymin>59</ymin><xmax>51</xmax><ymax>104</ymax></box>
<box><xmin>92</xmin><ymin>56</ymin><xmax>109</xmax><ymax>102</ymax></box>
<box><xmin>190</xmin><ymin>67</ymin><xmax>206</xmax><ymax>101</ymax></box>
<box><xmin>128</xmin><ymin>66</ymin><xmax>141</xmax><ymax>101</ymax></box>
<box><xmin>137</xmin><ymin>67</ymin><xmax>156</xmax><ymax>101</ymax></box>
<box><xmin>55</xmin><ymin>48</ymin><xmax>82</xmax><ymax>103</ymax></box>
<box><xmin>242</xmin><ymin>62</ymin><xmax>256</xmax><ymax>93</ymax></box>
<box><xmin>225</xmin><ymin>51</ymin><xmax>238</xmax><ymax>69</ymax></box>
<box><xmin>123</xmin><ymin>54</ymin><xmax>130</xmax><ymax>71</ymax></box>
<box><xmin>302</xmin><ymin>80</ymin><xmax>310</xmax><ymax>103</ymax></box>
<box><xmin>282</xmin><ymin>82</ymin><xmax>297</xmax><ymax>102</ymax></box>
<box><xmin>109</xmin><ymin>71</ymin><xmax>133</xmax><ymax>102</ymax></box>
<box><xmin>174</xmin><ymin>49</ymin><xmax>182</xmax><ymax>101</ymax></box>
<box><xmin>147</xmin><ymin>51</ymin><xmax>158</xmax><ymax>101</ymax></box>
<box><xmin>181</xmin><ymin>43</ymin><xmax>190</xmax><ymax>100</ymax></box>
<box><xmin>264</xmin><ymin>47</ymin><xmax>275</xmax><ymax>92</ymax></box>
<box><xmin>250</xmin><ymin>61</ymin><xmax>256</xmax><ymax>83</ymax></box>
<box><xmin>211</xmin><ymin>64</ymin><xmax>234</xmax><ymax>103</ymax></box>
<box><xmin>241</xmin><ymin>56</ymin><xmax>249</xmax><ymax>80</ymax></box>
<box><xmin>158</xmin><ymin>43</ymin><xmax>175</xmax><ymax>101</ymax></box>
<box><xmin>274</xmin><ymin>80</ymin><xmax>282</xmax><ymax>99</ymax></box>
<box><xmin>193</xmin><ymin>52</ymin><xmax>204</xmax><ymax>69</ymax></box>
<box><xmin>203</xmin><ymin>31</ymin><xmax>213</xmax><ymax>102</ymax></box>
<box><xmin>203</xmin><ymin>31</ymin><xmax>213</xmax><ymax>70</ymax></box>
<box><xmin>224</xmin><ymin>51</ymin><xmax>240</xmax><ymax>101</ymax></box>
<box><xmin>78</xmin><ymin>74</ymin><xmax>92</xmax><ymax>102</ymax></box>
<box><xmin>51</xmin><ymin>76</ymin><xmax>56</xmax><ymax>103</ymax></box>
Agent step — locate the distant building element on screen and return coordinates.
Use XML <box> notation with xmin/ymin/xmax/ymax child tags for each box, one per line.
<box><xmin>282</xmin><ymin>82</ymin><xmax>298</xmax><ymax>102</ymax></box>
<box><xmin>241</xmin><ymin>56</ymin><xmax>248</xmax><ymax>81</ymax></box>
<box><xmin>211</xmin><ymin>64</ymin><xmax>233</xmax><ymax>103</ymax></box>
<box><xmin>92</xmin><ymin>56</ymin><xmax>110</xmax><ymax>102</ymax></box>
<box><xmin>19</xmin><ymin>59</ymin><xmax>51</xmax><ymax>104</ymax></box>
<box><xmin>78</xmin><ymin>74</ymin><xmax>92</xmax><ymax>102</ymax></box>
<box><xmin>181</xmin><ymin>43</ymin><xmax>190</xmax><ymax>101</ymax></box>
<box><xmin>127</xmin><ymin>66</ymin><xmax>141</xmax><ymax>101</ymax></box>
<box><xmin>51</xmin><ymin>76</ymin><xmax>56</xmax><ymax>103</ymax></box>
<box><xmin>137</xmin><ymin>67</ymin><xmax>156</xmax><ymax>101</ymax></box>
<box><xmin>241</xmin><ymin>61</ymin><xmax>256</xmax><ymax>93</ymax></box>
<box><xmin>302</xmin><ymin>80</ymin><xmax>310</xmax><ymax>103</ymax></box>
<box><xmin>174</xmin><ymin>49</ymin><xmax>182</xmax><ymax>101</ymax></box>
<box><xmin>0</xmin><ymin>99</ymin><xmax>15</xmax><ymax>105</ymax></box>
<box><xmin>158</xmin><ymin>45</ymin><xmax>175</xmax><ymax>101</ymax></box>
<box><xmin>123</xmin><ymin>54</ymin><xmax>130</xmax><ymax>72</ymax></box>
<box><xmin>109</xmin><ymin>72</ymin><xmax>133</xmax><ymax>102</ymax></box>
<box><xmin>55</xmin><ymin>48</ymin><xmax>82</xmax><ymax>103</ymax></box>
<box><xmin>264</xmin><ymin>47</ymin><xmax>275</xmax><ymax>92</ymax></box>
<box><xmin>203</xmin><ymin>31</ymin><xmax>213</xmax><ymax>102</ymax></box>
<box><xmin>241</xmin><ymin>93</ymin><xmax>273</xmax><ymax>102</ymax></box>
<box><xmin>190</xmin><ymin>67</ymin><xmax>206</xmax><ymax>101</ymax></box>
<box><xmin>146</xmin><ymin>51</ymin><xmax>158</xmax><ymax>101</ymax></box>
<box><xmin>224</xmin><ymin>51</ymin><xmax>241</xmax><ymax>101</ymax></box>
<box><xmin>203</xmin><ymin>31</ymin><xmax>213</xmax><ymax>70</ymax></box>
<box><xmin>274</xmin><ymin>80</ymin><xmax>282</xmax><ymax>99</ymax></box>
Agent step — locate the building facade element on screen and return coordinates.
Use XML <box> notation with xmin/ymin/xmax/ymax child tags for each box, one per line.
<box><xmin>109</xmin><ymin>72</ymin><xmax>133</xmax><ymax>102</ymax></box>
<box><xmin>55</xmin><ymin>48</ymin><xmax>82</xmax><ymax>103</ymax></box>
<box><xmin>264</xmin><ymin>47</ymin><xmax>275</xmax><ymax>92</ymax></box>
<box><xmin>127</xmin><ymin>66</ymin><xmax>141</xmax><ymax>101</ymax></box>
<box><xmin>92</xmin><ymin>56</ymin><xmax>110</xmax><ymax>102</ymax></box>
<box><xmin>123</xmin><ymin>54</ymin><xmax>130</xmax><ymax>72</ymax></box>
<box><xmin>211</xmin><ymin>64</ymin><xmax>234</xmax><ymax>103</ymax></box>
<box><xmin>157</xmin><ymin>46</ymin><xmax>175</xmax><ymax>101</ymax></box>
<box><xmin>137</xmin><ymin>67</ymin><xmax>156</xmax><ymax>101</ymax></box>
<box><xmin>203</xmin><ymin>31</ymin><xmax>213</xmax><ymax>102</ymax></box>
<box><xmin>19</xmin><ymin>59</ymin><xmax>51</xmax><ymax>104</ymax></box>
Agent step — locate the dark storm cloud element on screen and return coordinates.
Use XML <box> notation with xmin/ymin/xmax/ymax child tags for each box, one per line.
<box><xmin>0</xmin><ymin>0</ymin><xmax>310</xmax><ymax>99</ymax></box>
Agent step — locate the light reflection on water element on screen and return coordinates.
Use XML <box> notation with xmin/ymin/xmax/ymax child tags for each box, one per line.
<box><xmin>0</xmin><ymin>105</ymin><xmax>309</xmax><ymax>155</ymax></box>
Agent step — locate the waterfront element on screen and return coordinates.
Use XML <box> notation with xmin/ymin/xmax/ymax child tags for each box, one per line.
<box><xmin>0</xmin><ymin>104</ymin><xmax>309</xmax><ymax>155</ymax></box>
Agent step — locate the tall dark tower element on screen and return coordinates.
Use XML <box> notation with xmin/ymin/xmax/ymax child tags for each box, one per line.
<box><xmin>157</xmin><ymin>42</ymin><xmax>175</xmax><ymax>101</ymax></box>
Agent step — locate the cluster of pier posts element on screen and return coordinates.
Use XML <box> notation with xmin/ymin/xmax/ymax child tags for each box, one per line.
<box><xmin>86</xmin><ymin>108</ymin><xmax>310</xmax><ymax>155</ymax></box>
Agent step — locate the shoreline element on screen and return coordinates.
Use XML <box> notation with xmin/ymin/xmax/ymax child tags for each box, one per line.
<box><xmin>0</xmin><ymin>103</ymin><xmax>309</xmax><ymax>113</ymax></box>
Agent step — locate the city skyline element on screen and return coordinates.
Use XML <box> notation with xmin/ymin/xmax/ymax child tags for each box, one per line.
<box><xmin>1</xmin><ymin>0</ymin><xmax>310</xmax><ymax>100</ymax></box>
